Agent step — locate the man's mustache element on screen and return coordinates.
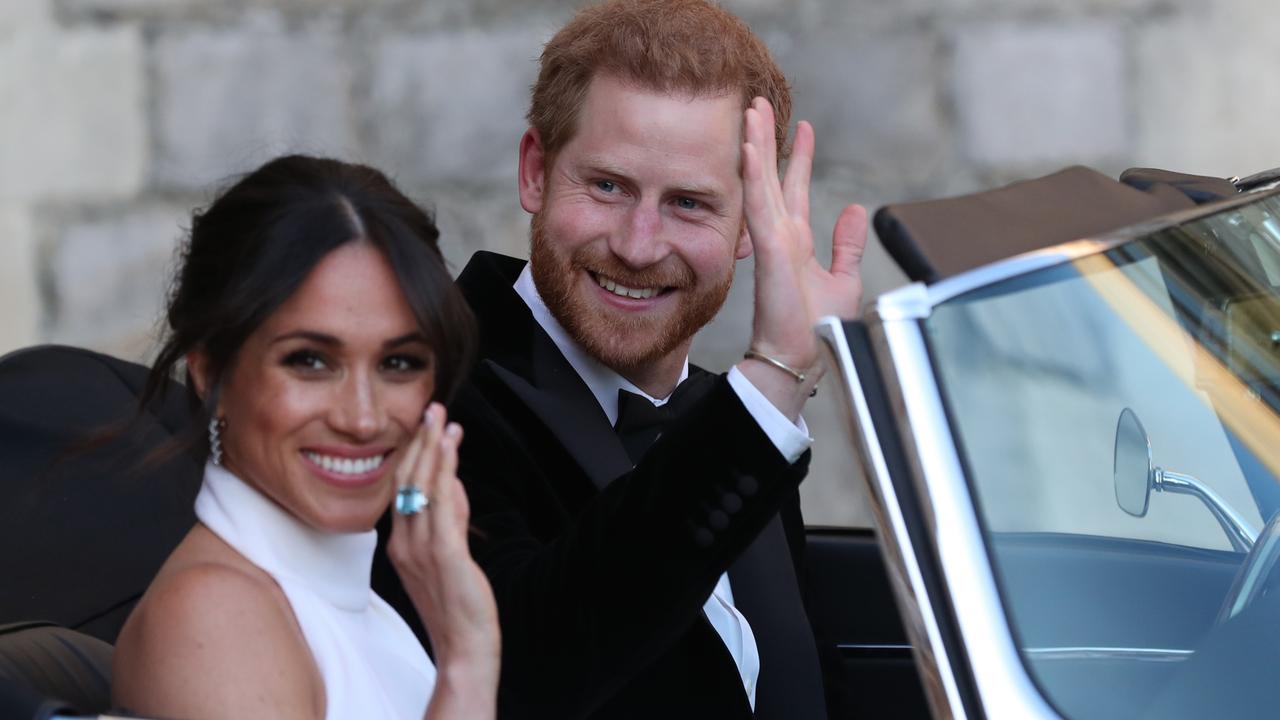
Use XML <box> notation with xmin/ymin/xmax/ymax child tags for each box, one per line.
<box><xmin>569</xmin><ymin>248</ymin><xmax>694</xmax><ymax>290</ymax></box>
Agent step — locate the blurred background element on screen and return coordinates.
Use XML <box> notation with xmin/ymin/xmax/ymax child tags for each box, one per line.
<box><xmin>2</xmin><ymin>0</ymin><xmax>1278</xmax><ymax>526</ymax></box>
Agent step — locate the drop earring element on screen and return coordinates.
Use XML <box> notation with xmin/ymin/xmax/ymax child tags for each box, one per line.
<box><xmin>209</xmin><ymin>417</ymin><xmax>227</xmax><ymax>465</ymax></box>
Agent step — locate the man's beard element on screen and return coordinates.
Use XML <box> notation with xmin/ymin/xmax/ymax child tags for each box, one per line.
<box><xmin>529</xmin><ymin>212</ymin><xmax>733</xmax><ymax>375</ymax></box>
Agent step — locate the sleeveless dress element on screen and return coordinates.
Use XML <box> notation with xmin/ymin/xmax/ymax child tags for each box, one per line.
<box><xmin>194</xmin><ymin>463</ymin><xmax>436</xmax><ymax>719</ymax></box>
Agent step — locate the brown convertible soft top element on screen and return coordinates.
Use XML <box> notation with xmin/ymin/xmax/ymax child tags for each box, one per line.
<box><xmin>873</xmin><ymin>165</ymin><xmax>1240</xmax><ymax>284</ymax></box>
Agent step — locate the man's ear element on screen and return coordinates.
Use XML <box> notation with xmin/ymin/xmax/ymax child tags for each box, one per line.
<box><xmin>186</xmin><ymin>350</ymin><xmax>213</xmax><ymax>405</ymax></box>
<box><xmin>735</xmin><ymin>224</ymin><xmax>754</xmax><ymax>260</ymax></box>
<box><xmin>518</xmin><ymin>128</ymin><xmax>548</xmax><ymax>214</ymax></box>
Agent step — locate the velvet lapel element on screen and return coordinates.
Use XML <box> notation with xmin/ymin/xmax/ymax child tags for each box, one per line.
<box><xmin>457</xmin><ymin>252</ymin><xmax>633</xmax><ymax>489</ymax></box>
<box><xmin>728</xmin><ymin>518</ymin><xmax>827</xmax><ymax>719</ymax></box>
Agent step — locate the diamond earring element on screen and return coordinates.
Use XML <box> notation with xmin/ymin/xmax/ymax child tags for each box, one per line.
<box><xmin>209</xmin><ymin>417</ymin><xmax>227</xmax><ymax>465</ymax></box>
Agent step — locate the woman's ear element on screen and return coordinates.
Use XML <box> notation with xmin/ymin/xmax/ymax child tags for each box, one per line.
<box><xmin>186</xmin><ymin>350</ymin><xmax>213</xmax><ymax>404</ymax></box>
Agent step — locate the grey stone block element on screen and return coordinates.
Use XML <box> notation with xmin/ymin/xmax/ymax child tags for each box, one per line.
<box><xmin>0</xmin><ymin>24</ymin><xmax>145</xmax><ymax>202</ymax></box>
<box><xmin>0</xmin><ymin>0</ymin><xmax>50</xmax><ymax>30</ymax></box>
<box><xmin>1134</xmin><ymin>6</ymin><xmax>1280</xmax><ymax>177</ymax></box>
<box><xmin>802</xmin><ymin>383</ymin><xmax>876</xmax><ymax>529</ymax></box>
<box><xmin>55</xmin><ymin>0</ymin><xmax>405</xmax><ymax>24</ymax></box>
<box><xmin>783</xmin><ymin>31</ymin><xmax>950</xmax><ymax>194</ymax></box>
<box><xmin>424</xmin><ymin>184</ymin><xmax>532</xmax><ymax>274</ymax></box>
<box><xmin>723</xmin><ymin>0</ymin><xmax>937</xmax><ymax>37</ymax></box>
<box><xmin>0</xmin><ymin>207</ymin><xmax>39</xmax><ymax>355</ymax></box>
<box><xmin>364</xmin><ymin>27</ymin><xmax>546</xmax><ymax>187</ymax></box>
<box><xmin>389</xmin><ymin>1</ymin><xmax>572</xmax><ymax>32</ymax></box>
<box><xmin>952</xmin><ymin>22</ymin><xmax>1128</xmax><ymax>168</ymax></box>
<box><xmin>151</xmin><ymin>17</ymin><xmax>357</xmax><ymax>191</ymax></box>
<box><xmin>54</xmin><ymin>0</ymin><xmax>223</xmax><ymax>23</ymax></box>
<box><xmin>44</xmin><ymin>204</ymin><xmax>189</xmax><ymax>359</ymax></box>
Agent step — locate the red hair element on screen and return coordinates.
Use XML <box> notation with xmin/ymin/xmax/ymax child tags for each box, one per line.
<box><xmin>528</xmin><ymin>0</ymin><xmax>792</xmax><ymax>163</ymax></box>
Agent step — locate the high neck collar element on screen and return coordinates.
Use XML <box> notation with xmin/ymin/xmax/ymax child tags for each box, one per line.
<box><xmin>513</xmin><ymin>264</ymin><xmax>689</xmax><ymax>426</ymax></box>
<box><xmin>194</xmin><ymin>463</ymin><xmax>377</xmax><ymax>612</ymax></box>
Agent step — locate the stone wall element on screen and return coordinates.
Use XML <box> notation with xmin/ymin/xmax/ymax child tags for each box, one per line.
<box><xmin>3</xmin><ymin>0</ymin><xmax>1278</xmax><ymax>526</ymax></box>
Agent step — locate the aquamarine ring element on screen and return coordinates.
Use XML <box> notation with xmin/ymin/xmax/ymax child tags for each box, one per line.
<box><xmin>395</xmin><ymin>486</ymin><xmax>429</xmax><ymax>516</ymax></box>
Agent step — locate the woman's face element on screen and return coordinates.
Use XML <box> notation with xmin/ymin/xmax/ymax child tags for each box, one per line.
<box><xmin>210</xmin><ymin>242</ymin><xmax>435</xmax><ymax>533</ymax></box>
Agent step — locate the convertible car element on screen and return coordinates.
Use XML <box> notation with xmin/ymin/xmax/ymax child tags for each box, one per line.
<box><xmin>3</xmin><ymin>164</ymin><xmax>1278</xmax><ymax>718</ymax></box>
<box><xmin>807</xmin><ymin>164</ymin><xmax>1280</xmax><ymax>719</ymax></box>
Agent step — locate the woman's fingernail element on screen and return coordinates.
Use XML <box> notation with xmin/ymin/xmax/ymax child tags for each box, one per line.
<box><xmin>445</xmin><ymin>422</ymin><xmax>461</xmax><ymax>438</ymax></box>
<box><xmin>424</xmin><ymin>404</ymin><xmax>437</xmax><ymax>423</ymax></box>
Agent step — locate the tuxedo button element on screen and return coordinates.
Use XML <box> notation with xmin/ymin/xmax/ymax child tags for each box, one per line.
<box><xmin>693</xmin><ymin>527</ymin><xmax>715</xmax><ymax>548</ymax></box>
<box><xmin>708</xmin><ymin>509</ymin><xmax>729</xmax><ymax>531</ymax></box>
<box><xmin>735</xmin><ymin>473</ymin><xmax>758</xmax><ymax>497</ymax></box>
<box><xmin>720</xmin><ymin>492</ymin><xmax>743</xmax><ymax>514</ymax></box>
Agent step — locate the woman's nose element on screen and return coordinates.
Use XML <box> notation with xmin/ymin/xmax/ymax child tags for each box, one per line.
<box><xmin>332</xmin><ymin>372</ymin><xmax>383</xmax><ymax>440</ymax></box>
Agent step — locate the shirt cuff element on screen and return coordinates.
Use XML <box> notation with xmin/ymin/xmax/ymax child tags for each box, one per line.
<box><xmin>726</xmin><ymin>366</ymin><xmax>813</xmax><ymax>464</ymax></box>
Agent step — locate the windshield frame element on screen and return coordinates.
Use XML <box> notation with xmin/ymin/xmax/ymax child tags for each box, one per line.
<box><xmin>904</xmin><ymin>184</ymin><xmax>1280</xmax><ymax>319</ymax></box>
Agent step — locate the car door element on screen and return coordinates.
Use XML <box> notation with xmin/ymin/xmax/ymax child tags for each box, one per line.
<box><xmin>803</xmin><ymin>522</ymin><xmax>931</xmax><ymax>718</ymax></box>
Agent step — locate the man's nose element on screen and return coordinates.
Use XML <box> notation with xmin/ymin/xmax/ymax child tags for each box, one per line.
<box><xmin>609</xmin><ymin>201</ymin><xmax>665</xmax><ymax>269</ymax></box>
<box><xmin>331</xmin><ymin>371</ymin><xmax>383</xmax><ymax>441</ymax></box>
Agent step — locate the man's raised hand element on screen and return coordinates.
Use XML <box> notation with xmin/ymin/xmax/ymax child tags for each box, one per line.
<box><xmin>738</xmin><ymin>97</ymin><xmax>867</xmax><ymax>419</ymax></box>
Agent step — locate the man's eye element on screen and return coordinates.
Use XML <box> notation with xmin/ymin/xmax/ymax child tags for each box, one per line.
<box><xmin>283</xmin><ymin>350</ymin><xmax>328</xmax><ymax>372</ymax></box>
<box><xmin>382</xmin><ymin>355</ymin><xmax>428</xmax><ymax>373</ymax></box>
<box><xmin>675</xmin><ymin>197</ymin><xmax>700</xmax><ymax>211</ymax></box>
<box><xmin>595</xmin><ymin>180</ymin><xmax>617</xmax><ymax>193</ymax></box>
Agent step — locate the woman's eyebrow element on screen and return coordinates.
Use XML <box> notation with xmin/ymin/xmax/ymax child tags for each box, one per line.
<box><xmin>270</xmin><ymin>330</ymin><xmax>340</xmax><ymax>346</ymax></box>
<box><xmin>384</xmin><ymin>332</ymin><xmax>429</xmax><ymax>349</ymax></box>
<box><xmin>269</xmin><ymin>330</ymin><xmax>428</xmax><ymax>348</ymax></box>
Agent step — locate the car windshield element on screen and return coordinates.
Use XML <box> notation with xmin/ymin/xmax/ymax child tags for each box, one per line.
<box><xmin>925</xmin><ymin>190</ymin><xmax>1280</xmax><ymax>719</ymax></box>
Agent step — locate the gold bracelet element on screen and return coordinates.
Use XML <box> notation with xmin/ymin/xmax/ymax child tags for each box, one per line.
<box><xmin>743</xmin><ymin>349</ymin><xmax>807</xmax><ymax>383</ymax></box>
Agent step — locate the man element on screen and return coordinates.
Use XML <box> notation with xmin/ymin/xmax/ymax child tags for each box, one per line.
<box><xmin>375</xmin><ymin>1</ymin><xmax>866</xmax><ymax>717</ymax></box>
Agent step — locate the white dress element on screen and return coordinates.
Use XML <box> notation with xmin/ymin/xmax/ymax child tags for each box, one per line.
<box><xmin>195</xmin><ymin>463</ymin><xmax>436</xmax><ymax>719</ymax></box>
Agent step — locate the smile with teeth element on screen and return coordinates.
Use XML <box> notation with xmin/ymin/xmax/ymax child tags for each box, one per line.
<box><xmin>592</xmin><ymin>273</ymin><xmax>663</xmax><ymax>300</ymax></box>
<box><xmin>303</xmin><ymin>451</ymin><xmax>387</xmax><ymax>476</ymax></box>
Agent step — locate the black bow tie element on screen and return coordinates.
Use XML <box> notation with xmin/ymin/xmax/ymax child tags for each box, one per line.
<box><xmin>614</xmin><ymin>374</ymin><xmax>713</xmax><ymax>464</ymax></box>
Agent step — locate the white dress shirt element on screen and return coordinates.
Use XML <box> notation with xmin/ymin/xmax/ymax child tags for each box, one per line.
<box><xmin>514</xmin><ymin>266</ymin><xmax>812</xmax><ymax>709</ymax></box>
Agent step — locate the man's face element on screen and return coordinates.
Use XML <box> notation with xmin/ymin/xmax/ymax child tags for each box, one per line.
<box><xmin>521</xmin><ymin>74</ymin><xmax>749</xmax><ymax>376</ymax></box>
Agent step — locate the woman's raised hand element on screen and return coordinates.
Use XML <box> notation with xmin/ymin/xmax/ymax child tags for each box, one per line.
<box><xmin>388</xmin><ymin>403</ymin><xmax>500</xmax><ymax>720</ymax></box>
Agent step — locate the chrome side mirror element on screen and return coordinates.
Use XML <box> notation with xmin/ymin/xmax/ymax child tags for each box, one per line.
<box><xmin>1112</xmin><ymin>407</ymin><xmax>1258</xmax><ymax>552</ymax></box>
<box><xmin>1113</xmin><ymin>408</ymin><xmax>1153</xmax><ymax>517</ymax></box>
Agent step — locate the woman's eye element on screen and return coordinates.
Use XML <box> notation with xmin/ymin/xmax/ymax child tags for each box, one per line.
<box><xmin>283</xmin><ymin>350</ymin><xmax>328</xmax><ymax>372</ymax></box>
<box><xmin>382</xmin><ymin>355</ymin><xmax>428</xmax><ymax>373</ymax></box>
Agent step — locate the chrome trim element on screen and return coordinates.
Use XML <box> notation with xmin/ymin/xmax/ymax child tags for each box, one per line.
<box><xmin>1221</xmin><ymin>510</ymin><xmax>1280</xmax><ymax>621</ymax></box>
<box><xmin>836</xmin><ymin>642</ymin><xmax>913</xmax><ymax>651</ymax></box>
<box><xmin>872</xmin><ymin>184</ymin><xmax>1280</xmax><ymax>318</ymax></box>
<box><xmin>835</xmin><ymin>642</ymin><xmax>915</xmax><ymax>658</ymax></box>
<box><xmin>871</xmin><ymin>313</ymin><xmax>1061</xmax><ymax>718</ymax></box>
<box><xmin>875</xmin><ymin>282</ymin><xmax>932</xmax><ymax>322</ymax></box>
<box><xmin>1235</xmin><ymin>167</ymin><xmax>1280</xmax><ymax>192</ymax></box>
<box><xmin>1023</xmin><ymin>646</ymin><xmax>1193</xmax><ymax>663</ymax></box>
<box><xmin>817</xmin><ymin>316</ymin><xmax>968</xmax><ymax>719</ymax></box>
<box><xmin>1156</xmin><ymin>469</ymin><xmax>1258</xmax><ymax>552</ymax></box>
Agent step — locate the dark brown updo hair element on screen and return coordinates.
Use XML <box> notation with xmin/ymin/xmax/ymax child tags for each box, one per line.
<box><xmin>141</xmin><ymin>154</ymin><xmax>476</xmax><ymax>461</ymax></box>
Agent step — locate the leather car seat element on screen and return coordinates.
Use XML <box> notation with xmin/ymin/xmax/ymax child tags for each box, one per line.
<box><xmin>0</xmin><ymin>345</ymin><xmax>202</xmax><ymax>717</ymax></box>
<box><xmin>0</xmin><ymin>622</ymin><xmax>112</xmax><ymax>716</ymax></box>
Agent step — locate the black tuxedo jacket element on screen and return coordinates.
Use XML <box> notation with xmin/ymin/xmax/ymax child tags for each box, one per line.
<box><xmin>374</xmin><ymin>252</ymin><xmax>826</xmax><ymax>719</ymax></box>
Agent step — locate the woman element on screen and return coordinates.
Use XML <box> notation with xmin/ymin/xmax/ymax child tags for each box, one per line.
<box><xmin>111</xmin><ymin>155</ymin><xmax>499</xmax><ymax>719</ymax></box>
